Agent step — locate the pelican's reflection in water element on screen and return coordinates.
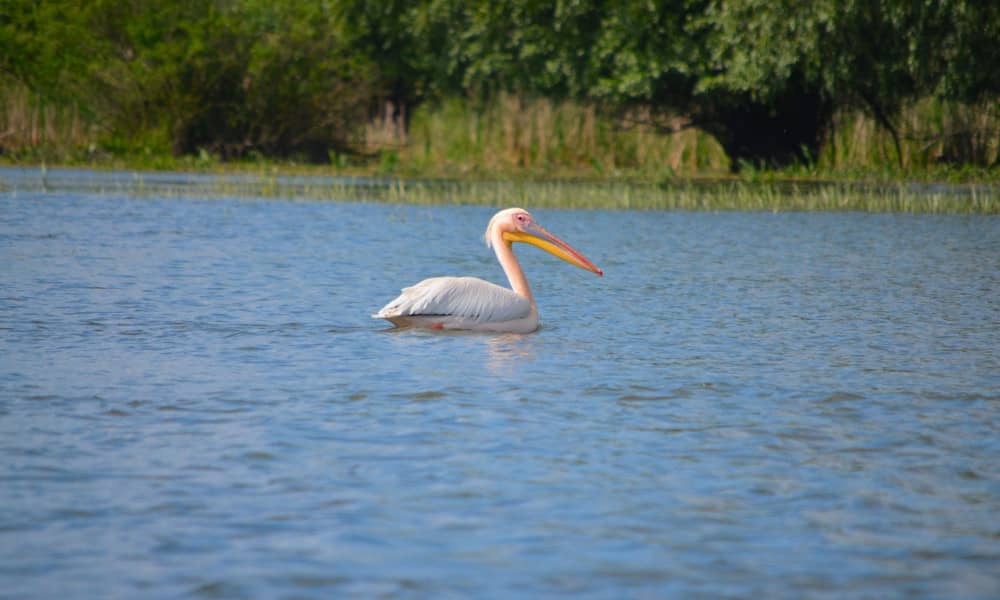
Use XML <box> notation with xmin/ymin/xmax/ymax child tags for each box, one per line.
<box><xmin>484</xmin><ymin>332</ymin><xmax>538</xmax><ymax>375</ymax></box>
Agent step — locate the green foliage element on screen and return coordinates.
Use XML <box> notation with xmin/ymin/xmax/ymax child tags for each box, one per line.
<box><xmin>2</xmin><ymin>0</ymin><xmax>378</xmax><ymax>159</ymax></box>
<box><xmin>1</xmin><ymin>0</ymin><xmax>997</xmax><ymax>172</ymax></box>
<box><xmin>0</xmin><ymin>1</ymin><xmax>90</xmax><ymax>101</ymax></box>
<box><xmin>697</xmin><ymin>0</ymin><xmax>1000</xmax><ymax>152</ymax></box>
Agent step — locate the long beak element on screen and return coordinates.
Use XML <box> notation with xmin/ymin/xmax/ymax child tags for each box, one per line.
<box><xmin>503</xmin><ymin>223</ymin><xmax>603</xmax><ymax>276</ymax></box>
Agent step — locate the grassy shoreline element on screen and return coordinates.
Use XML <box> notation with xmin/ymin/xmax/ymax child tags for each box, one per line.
<box><xmin>2</xmin><ymin>147</ymin><xmax>998</xmax><ymax>185</ymax></box>
<box><xmin>3</xmin><ymin>91</ymin><xmax>998</xmax><ymax>213</ymax></box>
<box><xmin>4</xmin><ymin>163</ymin><xmax>997</xmax><ymax>214</ymax></box>
<box><xmin>4</xmin><ymin>89</ymin><xmax>998</xmax><ymax>185</ymax></box>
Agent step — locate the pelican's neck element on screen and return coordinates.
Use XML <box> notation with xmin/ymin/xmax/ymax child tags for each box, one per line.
<box><xmin>491</xmin><ymin>228</ymin><xmax>534</xmax><ymax>304</ymax></box>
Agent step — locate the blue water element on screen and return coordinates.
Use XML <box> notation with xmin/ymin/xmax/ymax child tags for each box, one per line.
<box><xmin>1</xmin><ymin>169</ymin><xmax>998</xmax><ymax>598</ymax></box>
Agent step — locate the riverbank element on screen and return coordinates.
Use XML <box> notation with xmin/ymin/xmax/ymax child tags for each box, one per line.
<box><xmin>4</xmin><ymin>93</ymin><xmax>998</xmax><ymax>214</ymax></box>
<box><xmin>4</xmin><ymin>89</ymin><xmax>999</xmax><ymax>188</ymax></box>
<box><xmin>3</xmin><ymin>137</ymin><xmax>998</xmax><ymax>191</ymax></box>
<box><xmin>3</xmin><ymin>165</ymin><xmax>997</xmax><ymax>214</ymax></box>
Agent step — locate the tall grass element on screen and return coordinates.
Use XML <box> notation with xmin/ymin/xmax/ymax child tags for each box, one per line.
<box><xmin>370</xmin><ymin>94</ymin><xmax>998</xmax><ymax>182</ymax></box>
<box><xmin>4</xmin><ymin>80</ymin><xmax>997</xmax><ymax>188</ymax></box>
<box><xmin>390</xmin><ymin>94</ymin><xmax>730</xmax><ymax>178</ymax></box>
<box><xmin>0</xmin><ymin>83</ymin><xmax>96</xmax><ymax>161</ymax></box>
<box><xmin>819</xmin><ymin>98</ymin><xmax>1000</xmax><ymax>174</ymax></box>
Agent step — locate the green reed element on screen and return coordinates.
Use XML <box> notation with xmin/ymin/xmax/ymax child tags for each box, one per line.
<box><xmin>370</xmin><ymin>179</ymin><xmax>998</xmax><ymax>213</ymax></box>
<box><xmin>115</xmin><ymin>176</ymin><xmax>993</xmax><ymax>214</ymax></box>
<box><xmin>394</xmin><ymin>94</ymin><xmax>730</xmax><ymax>178</ymax></box>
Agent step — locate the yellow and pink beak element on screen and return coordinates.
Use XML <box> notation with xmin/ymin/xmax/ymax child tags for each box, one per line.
<box><xmin>503</xmin><ymin>223</ymin><xmax>603</xmax><ymax>276</ymax></box>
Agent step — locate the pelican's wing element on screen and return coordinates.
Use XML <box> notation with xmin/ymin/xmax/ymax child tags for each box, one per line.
<box><xmin>373</xmin><ymin>276</ymin><xmax>531</xmax><ymax>324</ymax></box>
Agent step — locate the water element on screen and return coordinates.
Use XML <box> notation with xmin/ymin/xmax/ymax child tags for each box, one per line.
<box><xmin>1</xmin><ymin>169</ymin><xmax>998</xmax><ymax>598</ymax></box>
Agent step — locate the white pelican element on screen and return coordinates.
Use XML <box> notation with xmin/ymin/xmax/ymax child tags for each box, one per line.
<box><xmin>373</xmin><ymin>207</ymin><xmax>602</xmax><ymax>333</ymax></box>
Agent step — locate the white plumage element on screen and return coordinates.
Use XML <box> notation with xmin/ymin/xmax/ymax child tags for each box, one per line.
<box><xmin>373</xmin><ymin>276</ymin><xmax>536</xmax><ymax>332</ymax></box>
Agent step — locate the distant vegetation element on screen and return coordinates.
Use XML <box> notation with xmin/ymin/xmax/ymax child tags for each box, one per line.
<box><xmin>2</xmin><ymin>0</ymin><xmax>998</xmax><ymax>180</ymax></box>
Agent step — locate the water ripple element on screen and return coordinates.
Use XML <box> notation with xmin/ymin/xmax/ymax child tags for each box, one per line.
<box><xmin>0</xmin><ymin>185</ymin><xmax>997</xmax><ymax>598</ymax></box>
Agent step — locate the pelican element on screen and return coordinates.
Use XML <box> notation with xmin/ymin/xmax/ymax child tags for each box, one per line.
<box><xmin>373</xmin><ymin>207</ymin><xmax>602</xmax><ymax>333</ymax></box>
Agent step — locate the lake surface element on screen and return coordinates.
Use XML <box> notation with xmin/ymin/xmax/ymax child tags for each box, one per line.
<box><xmin>1</xmin><ymin>168</ymin><xmax>998</xmax><ymax>598</ymax></box>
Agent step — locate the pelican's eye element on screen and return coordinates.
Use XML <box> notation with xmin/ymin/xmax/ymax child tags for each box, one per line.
<box><xmin>514</xmin><ymin>213</ymin><xmax>531</xmax><ymax>228</ymax></box>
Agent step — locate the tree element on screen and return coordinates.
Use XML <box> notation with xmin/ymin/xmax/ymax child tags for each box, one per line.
<box><xmin>696</xmin><ymin>0</ymin><xmax>1000</xmax><ymax>166</ymax></box>
<box><xmin>4</xmin><ymin>0</ymin><xmax>996</xmax><ymax>166</ymax></box>
<box><xmin>2</xmin><ymin>0</ymin><xmax>380</xmax><ymax>160</ymax></box>
<box><xmin>90</xmin><ymin>0</ymin><xmax>378</xmax><ymax>159</ymax></box>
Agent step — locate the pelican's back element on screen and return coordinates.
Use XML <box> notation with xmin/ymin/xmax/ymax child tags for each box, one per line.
<box><xmin>373</xmin><ymin>276</ymin><xmax>534</xmax><ymax>330</ymax></box>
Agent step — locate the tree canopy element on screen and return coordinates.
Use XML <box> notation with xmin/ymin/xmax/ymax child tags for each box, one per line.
<box><xmin>2</xmin><ymin>0</ymin><xmax>997</xmax><ymax>166</ymax></box>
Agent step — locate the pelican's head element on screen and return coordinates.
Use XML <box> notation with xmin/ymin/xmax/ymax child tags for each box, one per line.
<box><xmin>485</xmin><ymin>208</ymin><xmax>603</xmax><ymax>276</ymax></box>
